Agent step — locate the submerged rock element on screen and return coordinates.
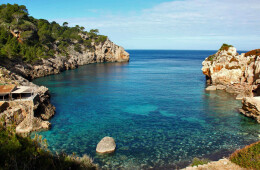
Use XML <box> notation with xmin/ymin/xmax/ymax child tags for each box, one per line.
<box><xmin>206</xmin><ymin>86</ymin><xmax>217</xmax><ymax>91</ymax></box>
<box><xmin>96</xmin><ymin>137</ymin><xmax>116</xmax><ymax>153</ymax></box>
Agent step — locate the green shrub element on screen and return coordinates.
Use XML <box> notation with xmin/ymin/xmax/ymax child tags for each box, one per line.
<box><xmin>206</xmin><ymin>54</ymin><xmax>215</xmax><ymax>61</ymax></box>
<box><xmin>74</xmin><ymin>43</ymin><xmax>81</xmax><ymax>53</ymax></box>
<box><xmin>0</xmin><ymin>3</ymin><xmax>106</xmax><ymax>63</ymax></box>
<box><xmin>191</xmin><ymin>157</ymin><xmax>210</xmax><ymax>167</ymax></box>
<box><xmin>219</xmin><ymin>43</ymin><xmax>233</xmax><ymax>51</ymax></box>
<box><xmin>0</xmin><ymin>125</ymin><xmax>97</xmax><ymax>169</ymax></box>
<box><xmin>230</xmin><ymin>141</ymin><xmax>260</xmax><ymax>169</ymax></box>
<box><xmin>95</xmin><ymin>35</ymin><xmax>107</xmax><ymax>44</ymax></box>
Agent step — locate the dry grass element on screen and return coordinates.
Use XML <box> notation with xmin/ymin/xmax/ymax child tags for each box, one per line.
<box><xmin>230</xmin><ymin>57</ymin><xmax>239</xmax><ymax>63</ymax></box>
<box><xmin>229</xmin><ymin>141</ymin><xmax>260</xmax><ymax>169</ymax></box>
<box><xmin>245</xmin><ymin>49</ymin><xmax>260</xmax><ymax>57</ymax></box>
<box><xmin>183</xmin><ymin>158</ymin><xmax>246</xmax><ymax>170</ymax></box>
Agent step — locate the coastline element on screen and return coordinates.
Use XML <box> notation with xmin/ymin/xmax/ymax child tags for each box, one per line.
<box><xmin>199</xmin><ymin>44</ymin><xmax>260</xmax><ymax>169</ymax></box>
<box><xmin>1</xmin><ymin>45</ymin><xmax>258</xmax><ymax>169</ymax></box>
<box><xmin>0</xmin><ymin>38</ymin><xmax>129</xmax><ymax>135</ymax></box>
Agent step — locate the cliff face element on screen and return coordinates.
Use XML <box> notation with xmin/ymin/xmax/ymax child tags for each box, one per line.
<box><xmin>202</xmin><ymin>45</ymin><xmax>260</xmax><ymax>122</ymax></box>
<box><xmin>0</xmin><ymin>38</ymin><xmax>129</xmax><ymax>134</ymax></box>
<box><xmin>5</xmin><ymin>39</ymin><xmax>129</xmax><ymax>80</ymax></box>
<box><xmin>0</xmin><ymin>67</ymin><xmax>55</xmax><ymax>134</ymax></box>
<box><xmin>202</xmin><ymin>46</ymin><xmax>260</xmax><ymax>97</ymax></box>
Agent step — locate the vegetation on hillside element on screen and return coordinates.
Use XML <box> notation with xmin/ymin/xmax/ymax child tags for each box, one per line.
<box><xmin>205</xmin><ymin>54</ymin><xmax>216</xmax><ymax>62</ymax></box>
<box><xmin>0</xmin><ymin>124</ymin><xmax>97</xmax><ymax>169</ymax></box>
<box><xmin>0</xmin><ymin>3</ymin><xmax>107</xmax><ymax>63</ymax></box>
<box><xmin>229</xmin><ymin>141</ymin><xmax>260</xmax><ymax>169</ymax></box>
<box><xmin>245</xmin><ymin>49</ymin><xmax>260</xmax><ymax>57</ymax></box>
<box><xmin>219</xmin><ymin>43</ymin><xmax>233</xmax><ymax>51</ymax></box>
<box><xmin>190</xmin><ymin>157</ymin><xmax>210</xmax><ymax>167</ymax></box>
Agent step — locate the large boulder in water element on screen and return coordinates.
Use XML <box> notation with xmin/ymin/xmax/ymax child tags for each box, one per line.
<box><xmin>96</xmin><ymin>137</ymin><xmax>116</xmax><ymax>153</ymax></box>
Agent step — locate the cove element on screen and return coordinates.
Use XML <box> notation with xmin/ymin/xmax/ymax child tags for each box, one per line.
<box><xmin>32</xmin><ymin>50</ymin><xmax>260</xmax><ymax>169</ymax></box>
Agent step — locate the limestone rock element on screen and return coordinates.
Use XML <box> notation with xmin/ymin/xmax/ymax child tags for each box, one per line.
<box><xmin>202</xmin><ymin>46</ymin><xmax>260</xmax><ymax>122</ymax></box>
<box><xmin>96</xmin><ymin>137</ymin><xmax>116</xmax><ymax>153</ymax></box>
<box><xmin>0</xmin><ymin>66</ymin><xmax>55</xmax><ymax>134</ymax></box>
<box><xmin>206</xmin><ymin>86</ymin><xmax>217</xmax><ymax>91</ymax></box>
<box><xmin>240</xmin><ymin>97</ymin><xmax>260</xmax><ymax>123</ymax></box>
<box><xmin>202</xmin><ymin>46</ymin><xmax>260</xmax><ymax>96</ymax></box>
<box><xmin>4</xmin><ymin>39</ymin><xmax>129</xmax><ymax>79</ymax></box>
<box><xmin>216</xmin><ymin>85</ymin><xmax>226</xmax><ymax>90</ymax></box>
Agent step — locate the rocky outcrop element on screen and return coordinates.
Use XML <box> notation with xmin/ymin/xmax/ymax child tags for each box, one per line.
<box><xmin>202</xmin><ymin>45</ymin><xmax>260</xmax><ymax>122</ymax></box>
<box><xmin>239</xmin><ymin>97</ymin><xmax>260</xmax><ymax>123</ymax></box>
<box><xmin>202</xmin><ymin>46</ymin><xmax>260</xmax><ymax>98</ymax></box>
<box><xmin>0</xmin><ymin>66</ymin><xmax>55</xmax><ymax>134</ymax></box>
<box><xmin>182</xmin><ymin>158</ymin><xmax>244</xmax><ymax>170</ymax></box>
<box><xmin>96</xmin><ymin>137</ymin><xmax>116</xmax><ymax>153</ymax></box>
<box><xmin>4</xmin><ymin>39</ymin><xmax>129</xmax><ymax>80</ymax></box>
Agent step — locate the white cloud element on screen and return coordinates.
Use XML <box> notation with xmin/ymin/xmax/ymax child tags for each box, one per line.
<box><xmin>52</xmin><ymin>0</ymin><xmax>260</xmax><ymax>50</ymax></box>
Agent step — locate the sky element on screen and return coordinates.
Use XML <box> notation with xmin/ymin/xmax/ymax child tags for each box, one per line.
<box><xmin>2</xmin><ymin>0</ymin><xmax>260</xmax><ymax>50</ymax></box>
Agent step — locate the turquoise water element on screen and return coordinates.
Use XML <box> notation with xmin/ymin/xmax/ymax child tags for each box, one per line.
<box><xmin>32</xmin><ymin>50</ymin><xmax>260</xmax><ymax>169</ymax></box>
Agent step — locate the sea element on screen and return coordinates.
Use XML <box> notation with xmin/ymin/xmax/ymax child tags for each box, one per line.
<box><xmin>32</xmin><ymin>50</ymin><xmax>260</xmax><ymax>169</ymax></box>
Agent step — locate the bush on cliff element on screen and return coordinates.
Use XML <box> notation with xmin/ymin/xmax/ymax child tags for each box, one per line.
<box><xmin>191</xmin><ymin>157</ymin><xmax>210</xmax><ymax>167</ymax></box>
<box><xmin>245</xmin><ymin>49</ymin><xmax>260</xmax><ymax>57</ymax></box>
<box><xmin>0</xmin><ymin>3</ymin><xmax>107</xmax><ymax>63</ymax></box>
<box><xmin>219</xmin><ymin>43</ymin><xmax>233</xmax><ymax>51</ymax></box>
<box><xmin>229</xmin><ymin>141</ymin><xmax>260</xmax><ymax>169</ymax></box>
<box><xmin>0</xmin><ymin>125</ymin><xmax>97</xmax><ymax>169</ymax></box>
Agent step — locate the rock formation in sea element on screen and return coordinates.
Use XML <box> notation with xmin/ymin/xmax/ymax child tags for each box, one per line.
<box><xmin>96</xmin><ymin>136</ymin><xmax>116</xmax><ymax>153</ymax></box>
<box><xmin>201</xmin><ymin>44</ymin><xmax>260</xmax><ymax>122</ymax></box>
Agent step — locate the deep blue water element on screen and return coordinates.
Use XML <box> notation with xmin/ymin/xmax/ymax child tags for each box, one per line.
<box><xmin>32</xmin><ymin>50</ymin><xmax>260</xmax><ymax>169</ymax></box>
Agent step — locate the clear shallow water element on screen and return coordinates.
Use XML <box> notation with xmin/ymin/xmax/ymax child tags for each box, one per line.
<box><xmin>32</xmin><ymin>50</ymin><xmax>260</xmax><ymax>169</ymax></box>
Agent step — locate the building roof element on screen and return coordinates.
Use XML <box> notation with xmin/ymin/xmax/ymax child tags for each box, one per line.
<box><xmin>0</xmin><ymin>84</ymin><xmax>16</xmax><ymax>95</ymax></box>
<box><xmin>12</xmin><ymin>86</ymin><xmax>33</xmax><ymax>94</ymax></box>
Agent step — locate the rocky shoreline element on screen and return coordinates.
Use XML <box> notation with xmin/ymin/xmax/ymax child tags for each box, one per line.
<box><xmin>202</xmin><ymin>45</ymin><xmax>260</xmax><ymax>122</ymax></box>
<box><xmin>2</xmin><ymin>39</ymin><xmax>129</xmax><ymax>80</ymax></box>
<box><xmin>0</xmin><ymin>38</ymin><xmax>129</xmax><ymax>134</ymax></box>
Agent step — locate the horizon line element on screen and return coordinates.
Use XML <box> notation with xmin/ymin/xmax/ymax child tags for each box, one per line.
<box><xmin>125</xmin><ymin>49</ymin><xmax>249</xmax><ymax>52</ymax></box>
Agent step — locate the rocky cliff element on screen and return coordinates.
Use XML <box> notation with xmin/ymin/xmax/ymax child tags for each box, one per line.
<box><xmin>202</xmin><ymin>44</ymin><xmax>260</xmax><ymax>122</ymax></box>
<box><xmin>3</xmin><ymin>38</ymin><xmax>129</xmax><ymax>80</ymax></box>
<box><xmin>0</xmin><ymin>66</ymin><xmax>55</xmax><ymax>134</ymax></box>
<box><xmin>0</xmin><ymin>38</ymin><xmax>129</xmax><ymax>134</ymax></box>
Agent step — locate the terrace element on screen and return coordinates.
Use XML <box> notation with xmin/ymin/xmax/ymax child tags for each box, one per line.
<box><xmin>0</xmin><ymin>85</ymin><xmax>37</xmax><ymax>101</ymax></box>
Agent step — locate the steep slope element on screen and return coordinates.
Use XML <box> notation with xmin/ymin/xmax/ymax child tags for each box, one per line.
<box><xmin>0</xmin><ymin>3</ymin><xmax>129</xmax><ymax>80</ymax></box>
<box><xmin>4</xmin><ymin>38</ymin><xmax>129</xmax><ymax>80</ymax></box>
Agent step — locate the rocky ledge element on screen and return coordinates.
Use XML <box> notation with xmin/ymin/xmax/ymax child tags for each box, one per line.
<box><xmin>202</xmin><ymin>44</ymin><xmax>260</xmax><ymax>122</ymax></box>
<box><xmin>240</xmin><ymin>97</ymin><xmax>260</xmax><ymax>123</ymax></box>
<box><xmin>3</xmin><ymin>38</ymin><xmax>129</xmax><ymax>80</ymax></box>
